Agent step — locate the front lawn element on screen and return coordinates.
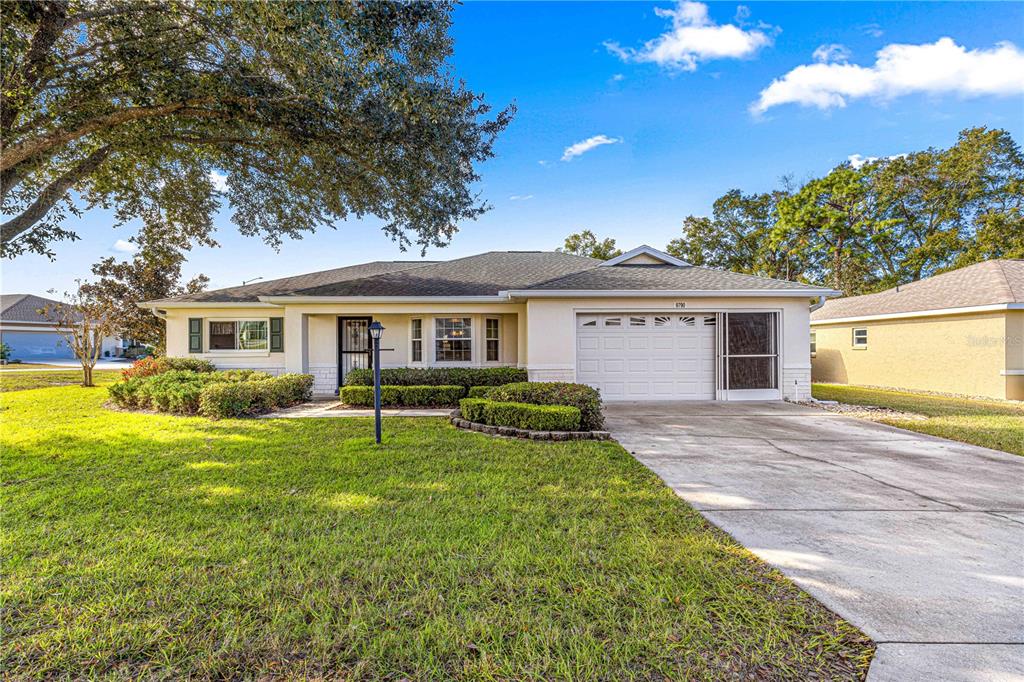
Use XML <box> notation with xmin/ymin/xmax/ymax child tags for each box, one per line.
<box><xmin>0</xmin><ymin>362</ymin><xmax>76</xmax><ymax>370</ymax></box>
<box><xmin>0</xmin><ymin>368</ymin><xmax>120</xmax><ymax>392</ymax></box>
<box><xmin>2</xmin><ymin>384</ymin><xmax>872</xmax><ymax>679</ymax></box>
<box><xmin>812</xmin><ymin>383</ymin><xmax>1024</xmax><ymax>456</ymax></box>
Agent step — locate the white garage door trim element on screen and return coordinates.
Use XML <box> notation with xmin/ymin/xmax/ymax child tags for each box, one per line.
<box><xmin>576</xmin><ymin>313</ymin><xmax>717</xmax><ymax>401</ymax></box>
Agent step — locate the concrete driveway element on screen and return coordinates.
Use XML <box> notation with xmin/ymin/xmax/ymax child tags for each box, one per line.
<box><xmin>605</xmin><ymin>401</ymin><xmax>1024</xmax><ymax>682</ymax></box>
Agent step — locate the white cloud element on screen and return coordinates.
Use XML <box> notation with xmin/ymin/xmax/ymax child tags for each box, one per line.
<box><xmin>509</xmin><ymin>194</ymin><xmax>534</xmax><ymax>201</ymax></box>
<box><xmin>606</xmin><ymin>1</ymin><xmax>774</xmax><ymax>71</ymax></box>
<box><xmin>610</xmin><ymin>73</ymin><xmax>625</xmax><ymax>82</ymax></box>
<box><xmin>209</xmin><ymin>170</ymin><xmax>228</xmax><ymax>192</ymax></box>
<box><xmin>861</xmin><ymin>23</ymin><xmax>884</xmax><ymax>39</ymax></box>
<box><xmin>561</xmin><ymin>135</ymin><xmax>622</xmax><ymax>162</ymax></box>
<box><xmin>848</xmin><ymin>153</ymin><xmax>907</xmax><ymax>169</ymax></box>
<box><xmin>812</xmin><ymin>43</ymin><xmax>851</xmax><ymax>64</ymax></box>
<box><xmin>752</xmin><ymin>37</ymin><xmax>1024</xmax><ymax>114</ymax></box>
<box><xmin>112</xmin><ymin>239</ymin><xmax>138</xmax><ymax>254</ymax></box>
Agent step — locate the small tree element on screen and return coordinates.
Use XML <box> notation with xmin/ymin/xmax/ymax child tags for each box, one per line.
<box><xmin>40</xmin><ymin>284</ymin><xmax>118</xmax><ymax>387</ymax></box>
<box><xmin>557</xmin><ymin>230</ymin><xmax>623</xmax><ymax>260</ymax></box>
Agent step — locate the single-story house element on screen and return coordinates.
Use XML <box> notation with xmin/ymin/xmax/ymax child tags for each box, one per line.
<box><xmin>811</xmin><ymin>259</ymin><xmax>1024</xmax><ymax>401</ymax></box>
<box><xmin>0</xmin><ymin>294</ymin><xmax>125</xmax><ymax>361</ymax></box>
<box><xmin>142</xmin><ymin>245</ymin><xmax>836</xmax><ymax>401</ymax></box>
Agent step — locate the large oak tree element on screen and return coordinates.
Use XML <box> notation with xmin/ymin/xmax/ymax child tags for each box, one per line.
<box><xmin>1</xmin><ymin>0</ymin><xmax>512</xmax><ymax>257</ymax></box>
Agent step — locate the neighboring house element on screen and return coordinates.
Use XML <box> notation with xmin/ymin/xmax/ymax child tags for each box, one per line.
<box><xmin>142</xmin><ymin>246</ymin><xmax>836</xmax><ymax>401</ymax></box>
<box><xmin>811</xmin><ymin>260</ymin><xmax>1024</xmax><ymax>401</ymax></box>
<box><xmin>0</xmin><ymin>294</ymin><xmax>125</xmax><ymax>361</ymax></box>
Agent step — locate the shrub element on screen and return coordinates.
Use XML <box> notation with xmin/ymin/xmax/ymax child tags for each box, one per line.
<box><xmin>198</xmin><ymin>374</ymin><xmax>314</xmax><ymax>419</ymax></box>
<box><xmin>345</xmin><ymin>366</ymin><xmax>527</xmax><ymax>389</ymax></box>
<box><xmin>121</xmin><ymin>356</ymin><xmax>215</xmax><ymax>381</ymax></box>
<box><xmin>108</xmin><ymin>376</ymin><xmax>147</xmax><ymax>409</ymax></box>
<box><xmin>483</xmin><ymin>400</ymin><xmax>581</xmax><ymax>431</ymax></box>
<box><xmin>487</xmin><ymin>382</ymin><xmax>603</xmax><ymax>430</ymax></box>
<box><xmin>466</xmin><ymin>386</ymin><xmax>494</xmax><ymax>399</ymax></box>
<box><xmin>135</xmin><ymin>370</ymin><xmax>217</xmax><ymax>414</ymax></box>
<box><xmin>459</xmin><ymin>398</ymin><xmax>489</xmax><ymax>422</ymax></box>
<box><xmin>340</xmin><ymin>385</ymin><xmax>464</xmax><ymax>407</ymax></box>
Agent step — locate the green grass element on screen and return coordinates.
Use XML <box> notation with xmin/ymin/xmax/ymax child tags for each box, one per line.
<box><xmin>2</xmin><ymin>384</ymin><xmax>872</xmax><ymax>679</ymax></box>
<box><xmin>813</xmin><ymin>383</ymin><xmax>1024</xmax><ymax>456</ymax></box>
<box><xmin>0</xmin><ymin>369</ymin><xmax>120</xmax><ymax>392</ymax></box>
<box><xmin>0</xmin><ymin>362</ymin><xmax>76</xmax><ymax>370</ymax></box>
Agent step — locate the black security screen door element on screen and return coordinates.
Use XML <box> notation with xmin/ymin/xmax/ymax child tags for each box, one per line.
<box><xmin>724</xmin><ymin>312</ymin><xmax>778</xmax><ymax>390</ymax></box>
<box><xmin>338</xmin><ymin>317</ymin><xmax>372</xmax><ymax>386</ymax></box>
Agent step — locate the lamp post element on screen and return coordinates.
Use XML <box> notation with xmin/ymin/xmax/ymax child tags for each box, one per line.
<box><xmin>368</xmin><ymin>320</ymin><xmax>384</xmax><ymax>444</ymax></box>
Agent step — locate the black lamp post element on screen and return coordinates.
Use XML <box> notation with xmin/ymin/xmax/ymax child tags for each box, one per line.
<box><xmin>368</xmin><ymin>320</ymin><xmax>384</xmax><ymax>444</ymax></box>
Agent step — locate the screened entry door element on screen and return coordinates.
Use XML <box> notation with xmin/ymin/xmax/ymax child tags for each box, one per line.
<box><xmin>338</xmin><ymin>317</ymin><xmax>372</xmax><ymax>386</ymax></box>
<box><xmin>576</xmin><ymin>313</ymin><xmax>716</xmax><ymax>401</ymax></box>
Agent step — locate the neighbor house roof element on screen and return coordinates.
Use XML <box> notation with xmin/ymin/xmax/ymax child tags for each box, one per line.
<box><xmin>145</xmin><ymin>248</ymin><xmax>836</xmax><ymax>306</ymax></box>
<box><xmin>0</xmin><ymin>294</ymin><xmax>76</xmax><ymax>323</ymax></box>
<box><xmin>811</xmin><ymin>260</ymin><xmax>1024</xmax><ymax>323</ymax></box>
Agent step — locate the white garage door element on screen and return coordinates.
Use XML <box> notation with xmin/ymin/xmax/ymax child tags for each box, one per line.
<box><xmin>576</xmin><ymin>313</ymin><xmax>716</xmax><ymax>401</ymax></box>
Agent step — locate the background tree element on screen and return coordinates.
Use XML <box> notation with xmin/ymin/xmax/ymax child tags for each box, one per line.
<box><xmin>558</xmin><ymin>230</ymin><xmax>623</xmax><ymax>260</ymax></box>
<box><xmin>1</xmin><ymin>0</ymin><xmax>512</xmax><ymax>258</ymax></box>
<box><xmin>81</xmin><ymin>218</ymin><xmax>209</xmax><ymax>352</ymax></box>
<box><xmin>40</xmin><ymin>284</ymin><xmax>117</xmax><ymax>387</ymax></box>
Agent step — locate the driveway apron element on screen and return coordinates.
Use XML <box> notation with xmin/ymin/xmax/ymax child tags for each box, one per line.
<box><xmin>605</xmin><ymin>401</ymin><xmax>1024</xmax><ymax>682</ymax></box>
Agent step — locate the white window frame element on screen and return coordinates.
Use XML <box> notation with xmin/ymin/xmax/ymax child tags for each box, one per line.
<box><xmin>410</xmin><ymin>318</ymin><xmax>424</xmax><ymax>364</ymax></box>
<box><xmin>485</xmin><ymin>317</ymin><xmax>501</xmax><ymax>363</ymax></box>
<box><xmin>206</xmin><ymin>317</ymin><xmax>270</xmax><ymax>354</ymax></box>
<box><xmin>852</xmin><ymin>327</ymin><xmax>868</xmax><ymax>349</ymax></box>
<box><xmin>433</xmin><ymin>316</ymin><xmax>473</xmax><ymax>364</ymax></box>
<box><xmin>810</xmin><ymin>331</ymin><xmax>817</xmax><ymax>357</ymax></box>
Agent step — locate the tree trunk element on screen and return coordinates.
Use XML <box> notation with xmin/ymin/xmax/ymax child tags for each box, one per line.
<box><xmin>82</xmin><ymin>363</ymin><xmax>93</xmax><ymax>387</ymax></box>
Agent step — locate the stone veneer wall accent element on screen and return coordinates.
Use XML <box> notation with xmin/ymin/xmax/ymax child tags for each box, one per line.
<box><xmin>782</xmin><ymin>367</ymin><xmax>811</xmax><ymax>402</ymax></box>
<box><xmin>527</xmin><ymin>367</ymin><xmax>575</xmax><ymax>383</ymax></box>
<box><xmin>309</xmin><ymin>365</ymin><xmax>339</xmax><ymax>396</ymax></box>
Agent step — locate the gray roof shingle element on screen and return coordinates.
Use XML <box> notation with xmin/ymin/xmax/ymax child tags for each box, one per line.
<box><xmin>0</xmin><ymin>294</ymin><xmax>76</xmax><ymax>323</ymax></box>
<box><xmin>811</xmin><ymin>260</ymin><xmax>1024</xmax><ymax>321</ymax></box>
<box><xmin>519</xmin><ymin>264</ymin><xmax>830</xmax><ymax>293</ymax></box>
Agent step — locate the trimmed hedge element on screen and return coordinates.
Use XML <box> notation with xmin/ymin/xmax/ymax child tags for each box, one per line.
<box><xmin>199</xmin><ymin>374</ymin><xmax>313</xmax><ymax>419</ymax></box>
<box><xmin>340</xmin><ymin>384</ymin><xmax>465</xmax><ymax>408</ymax></box>
<box><xmin>345</xmin><ymin>366</ymin><xmax>527</xmax><ymax>389</ymax></box>
<box><xmin>108</xmin><ymin>369</ymin><xmax>312</xmax><ymax>418</ymax></box>
<box><xmin>466</xmin><ymin>385</ymin><xmax>494</xmax><ymax>399</ymax></box>
<box><xmin>459</xmin><ymin>398</ymin><xmax>581</xmax><ymax>432</ymax></box>
<box><xmin>486</xmin><ymin>382</ymin><xmax>603</xmax><ymax>431</ymax></box>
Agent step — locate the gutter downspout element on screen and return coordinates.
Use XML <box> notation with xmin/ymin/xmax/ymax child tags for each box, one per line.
<box><xmin>809</xmin><ymin>295</ymin><xmax>826</xmax><ymax>312</ymax></box>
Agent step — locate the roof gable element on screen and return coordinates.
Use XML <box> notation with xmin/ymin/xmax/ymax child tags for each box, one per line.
<box><xmin>601</xmin><ymin>245</ymin><xmax>689</xmax><ymax>267</ymax></box>
<box><xmin>0</xmin><ymin>293</ymin><xmax>71</xmax><ymax>323</ymax></box>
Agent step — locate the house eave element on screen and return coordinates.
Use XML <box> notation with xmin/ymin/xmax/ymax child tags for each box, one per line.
<box><xmin>810</xmin><ymin>302</ymin><xmax>1022</xmax><ymax>325</ymax></box>
<box><xmin>258</xmin><ymin>295</ymin><xmax>510</xmax><ymax>304</ymax></box>
<box><xmin>136</xmin><ymin>301</ymin><xmax>283</xmax><ymax>309</ymax></box>
<box><xmin>503</xmin><ymin>288</ymin><xmax>841</xmax><ymax>299</ymax></box>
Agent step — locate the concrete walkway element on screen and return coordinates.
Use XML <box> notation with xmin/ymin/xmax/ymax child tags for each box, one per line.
<box><xmin>605</xmin><ymin>401</ymin><xmax>1024</xmax><ymax>682</ymax></box>
<box><xmin>259</xmin><ymin>401</ymin><xmax>452</xmax><ymax>418</ymax></box>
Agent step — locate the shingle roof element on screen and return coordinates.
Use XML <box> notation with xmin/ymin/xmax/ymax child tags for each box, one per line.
<box><xmin>519</xmin><ymin>264</ymin><xmax>829</xmax><ymax>292</ymax></box>
<box><xmin>0</xmin><ymin>294</ymin><xmax>76</xmax><ymax>323</ymax></box>
<box><xmin>291</xmin><ymin>251</ymin><xmax>601</xmax><ymax>297</ymax></box>
<box><xmin>811</xmin><ymin>260</ymin><xmax>1024</xmax><ymax>322</ymax></box>
<box><xmin>146</xmin><ymin>260</ymin><xmax>433</xmax><ymax>303</ymax></box>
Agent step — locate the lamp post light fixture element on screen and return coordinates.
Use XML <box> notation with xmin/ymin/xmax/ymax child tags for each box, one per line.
<box><xmin>368</xmin><ymin>320</ymin><xmax>385</xmax><ymax>444</ymax></box>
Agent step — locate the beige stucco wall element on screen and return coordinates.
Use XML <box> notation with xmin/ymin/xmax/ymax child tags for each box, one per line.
<box><xmin>811</xmin><ymin>311</ymin><xmax>1014</xmax><ymax>400</ymax></box>
<box><xmin>1005</xmin><ymin>310</ymin><xmax>1023</xmax><ymax>400</ymax></box>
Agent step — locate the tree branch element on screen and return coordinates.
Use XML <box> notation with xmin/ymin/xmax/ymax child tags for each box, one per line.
<box><xmin>0</xmin><ymin>144</ymin><xmax>113</xmax><ymax>249</ymax></box>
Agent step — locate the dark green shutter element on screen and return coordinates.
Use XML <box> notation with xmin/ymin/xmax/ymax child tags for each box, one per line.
<box><xmin>269</xmin><ymin>317</ymin><xmax>284</xmax><ymax>352</ymax></box>
<box><xmin>188</xmin><ymin>318</ymin><xmax>203</xmax><ymax>353</ymax></box>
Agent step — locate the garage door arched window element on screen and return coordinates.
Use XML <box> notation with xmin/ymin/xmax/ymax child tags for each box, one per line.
<box><xmin>723</xmin><ymin>312</ymin><xmax>778</xmax><ymax>392</ymax></box>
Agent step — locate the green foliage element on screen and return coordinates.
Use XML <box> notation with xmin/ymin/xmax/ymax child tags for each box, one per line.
<box><xmin>557</xmin><ymin>230</ymin><xmax>622</xmax><ymax>260</ymax></box>
<box><xmin>340</xmin><ymin>385</ymin><xmax>464</xmax><ymax>408</ymax></box>
<box><xmin>198</xmin><ymin>374</ymin><xmax>313</xmax><ymax>419</ymax></box>
<box><xmin>466</xmin><ymin>386</ymin><xmax>494</xmax><ymax>399</ymax></box>
<box><xmin>0</xmin><ymin>342</ymin><xmax>10</xmax><ymax>361</ymax></box>
<box><xmin>481</xmin><ymin>400</ymin><xmax>582</xmax><ymax>432</ymax></box>
<box><xmin>459</xmin><ymin>397</ymin><xmax>489</xmax><ymax>423</ymax></box>
<box><xmin>1</xmin><ymin>1</ymin><xmax>513</xmax><ymax>258</ymax></box>
<box><xmin>135</xmin><ymin>370</ymin><xmax>218</xmax><ymax>414</ymax></box>
<box><xmin>487</xmin><ymin>382</ymin><xmax>604</xmax><ymax>431</ymax></box>
<box><xmin>345</xmin><ymin>366</ymin><xmax>527</xmax><ymax>389</ymax></box>
<box><xmin>121</xmin><ymin>356</ymin><xmax>215</xmax><ymax>380</ymax></box>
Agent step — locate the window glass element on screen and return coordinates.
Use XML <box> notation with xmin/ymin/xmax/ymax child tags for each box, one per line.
<box><xmin>603</xmin><ymin>317</ymin><xmax>621</xmax><ymax>327</ymax></box>
<box><xmin>629</xmin><ymin>316</ymin><xmax>647</xmax><ymax>327</ymax></box>
<box><xmin>411</xmin><ymin>318</ymin><xmax>423</xmax><ymax>362</ymax></box>
<box><xmin>578</xmin><ymin>316</ymin><xmax>598</xmax><ymax>327</ymax></box>
<box><xmin>209</xmin><ymin>321</ymin><xmax>236</xmax><ymax>350</ymax></box>
<box><xmin>810</xmin><ymin>331</ymin><xmax>817</xmax><ymax>355</ymax></box>
<box><xmin>238</xmin><ymin>321</ymin><xmax>268</xmax><ymax>350</ymax></box>
<box><xmin>654</xmin><ymin>315</ymin><xmax>671</xmax><ymax>327</ymax></box>
<box><xmin>486</xmin><ymin>318</ymin><xmax>500</xmax><ymax>362</ymax></box>
<box><xmin>727</xmin><ymin>313</ymin><xmax>771</xmax><ymax>355</ymax></box>
<box><xmin>435</xmin><ymin>317</ymin><xmax>472</xmax><ymax>362</ymax></box>
<box><xmin>703</xmin><ymin>315</ymin><xmax>716</xmax><ymax>327</ymax></box>
<box><xmin>679</xmin><ymin>316</ymin><xmax>695</xmax><ymax>327</ymax></box>
<box><xmin>853</xmin><ymin>328</ymin><xmax>868</xmax><ymax>347</ymax></box>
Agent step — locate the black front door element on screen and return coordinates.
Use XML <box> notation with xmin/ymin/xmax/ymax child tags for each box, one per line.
<box><xmin>338</xmin><ymin>317</ymin><xmax>372</xmax><ymax>386</ymax></box>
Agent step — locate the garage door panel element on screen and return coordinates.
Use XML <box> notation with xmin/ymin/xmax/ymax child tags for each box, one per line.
<box><xmin>576</xmin><ymin>312</ymin><xmax>715</xmax><ymax>401</ymax></box>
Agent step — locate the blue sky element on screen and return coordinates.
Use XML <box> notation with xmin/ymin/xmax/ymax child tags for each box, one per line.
<box><xmin>4</xmin><ymin>1</ymin><xmax>1023</xmax><ymax>296</ymax></box>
